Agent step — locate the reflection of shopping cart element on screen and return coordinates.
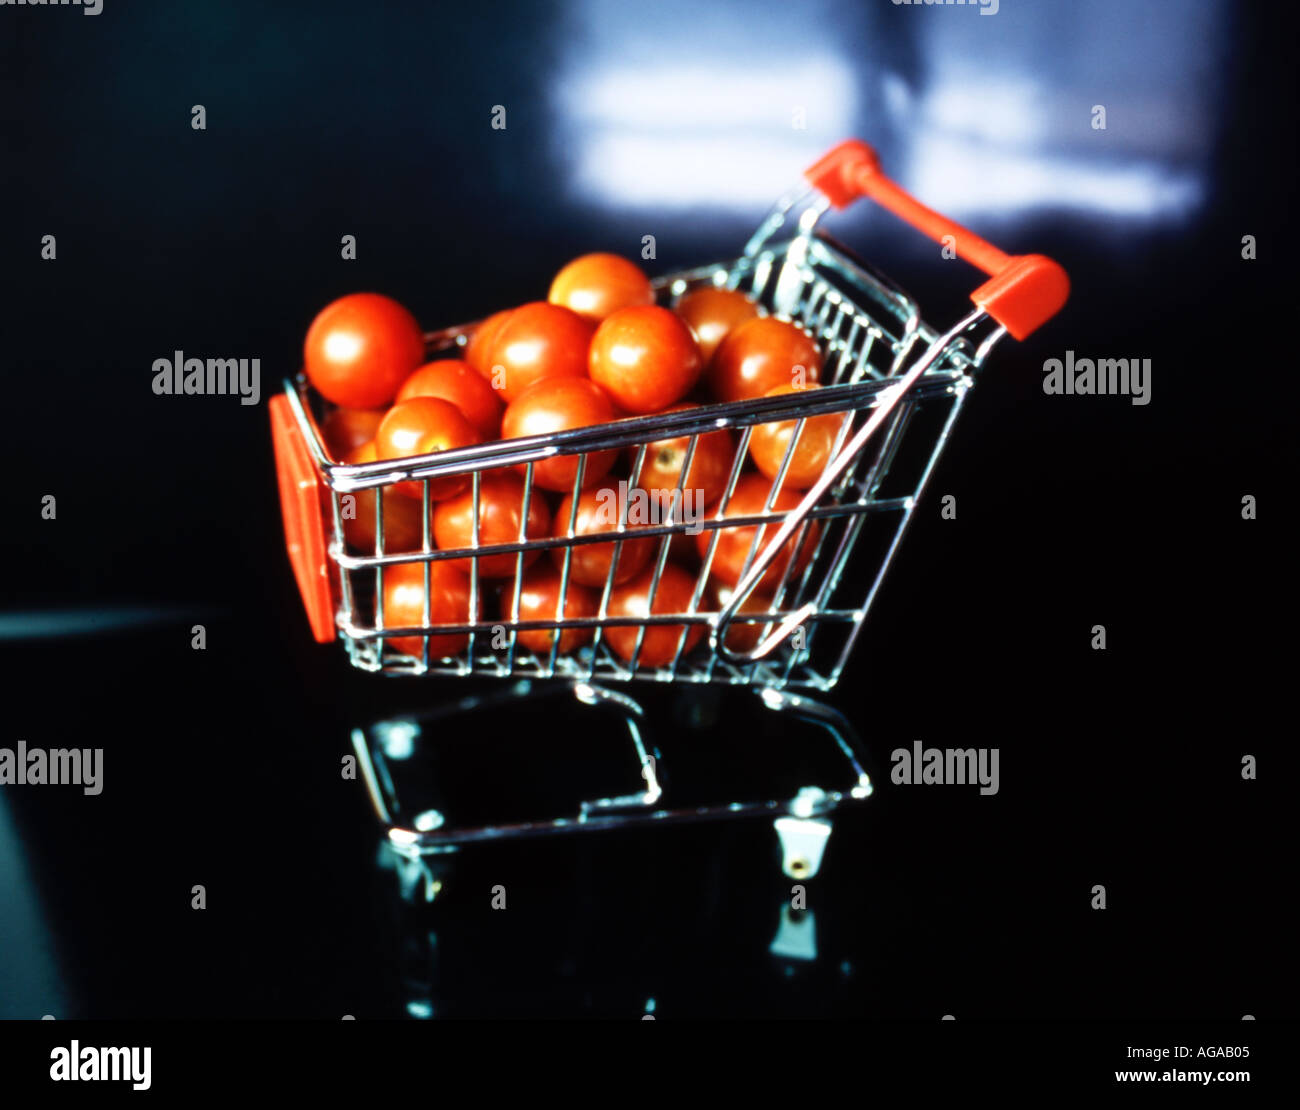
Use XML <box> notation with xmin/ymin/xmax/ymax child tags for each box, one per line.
<box><xmin>271</xmin><ymin>140</ymin><xmax>1067</xmax><ymax>905</ymax></box>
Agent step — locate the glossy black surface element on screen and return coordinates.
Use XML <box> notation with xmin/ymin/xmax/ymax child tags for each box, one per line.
<box><xmin>0</xmin><ymin>0</ymin><xmax>1291</xmax><ymax>1019</ymax></box>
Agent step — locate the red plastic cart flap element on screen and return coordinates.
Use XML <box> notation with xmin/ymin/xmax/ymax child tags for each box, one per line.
<box><xmin>270</xmin><ymin>394</ymin><xmax>336</xmax><ymax>643</ymax></box>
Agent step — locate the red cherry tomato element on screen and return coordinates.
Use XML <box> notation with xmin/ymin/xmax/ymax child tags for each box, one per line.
<box><xmin>548</xmin><ymin>253</ymin><xmax>655</xmax><ymax>323</ymax></box>
<box><xmin>588</xmin><ymin>305</ymin><xmax>702</xmax><ymax>415</ymax></box>
<box><xmin>747</xmin><ymin>383</ymin><xmax>849</xmax><ymax>489</ymax></box>
<box><xmin>375</xmin><ymin>397</ymin><xmax>481</xmax><ymax>501</ymax></box>
<box><xmin>605</xmin><ymin>563</ymin><xmax>705</xmax><ymax>667</ymax></box>
<box><xmin>380</xmin><ymin>560</ymin><xmax>476</xmax><ymax>660</ymax></box>
<box><xmin>321</xmin><ymin>407</ymin><xmax>385</xmax><ymax>460</ymax></box>
<box><xmin>396</xmin><ymin>359</ymin><xmax>504</xmax><ymax>440</ymax></box>
<box><xmin>630</xmin><ymin>403</ymin><xmax>736</xmax><ymax>508</ymax></box>
<box><xmin>500</xmin><ymin>377</ymin><xmax>619</xmax><ymax>493</ymax></box>
<box><xmin>506</xmin><ymin>564</ymin><xmax>599</xmax><ymax>655</ymax></box>
<box><xmin>433</xmin><ymin>470</ymin><xmax>552</xmax><ymax>578</ymax></box>
<box><xmin>551</xmin><ymin>486</ymin><xmax>658</xmax><ymax>588</ymax></box>
<box><xmin>673</xmin><ymin>288</ymin><xmax>762</xmax><ymax>364</ymax></box>
<box><xmin>340</xmin><ymin>441</ymin><xmax>425</xmax><ymax>554</ymax></box>
<box><xmin>304</xmin><ymin>293</ymin><xmax>425</xmax><ymax>408</ymax></box>
<box><xmin>696</xmin><ymin>474</ymin><xmax>821</xmax><ymax>592</ymax></box>
<box><xmin>707</xmin><ymin>317</ymin><xmax>822</xmax><ymax>403</ymax></box>
<box><xmin>485</xmin><ymin>301</ymin><xmax>594</xmax><ymax>403</ymax></box>
<box><xmin>711</xmin><ymin>582</ymin><xmax>775</xmax><ymax>654</ymax></box>
<box><xmin>465</xmin><ymin>308</ymin><xmax>515</xmax><ymax>376</ymax></box>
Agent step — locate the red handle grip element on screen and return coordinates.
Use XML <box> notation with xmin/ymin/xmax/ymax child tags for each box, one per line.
<box><xmin>805</xmin><ymin>140</ymin><xmax>1069</xmax><ymax>340</ymax></box>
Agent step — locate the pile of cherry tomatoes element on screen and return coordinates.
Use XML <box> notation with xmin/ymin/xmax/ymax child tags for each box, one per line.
<box><xmin>303</xmin><ymin>253</ymin><xmax>845</xmax><ymax>667</ymax></box>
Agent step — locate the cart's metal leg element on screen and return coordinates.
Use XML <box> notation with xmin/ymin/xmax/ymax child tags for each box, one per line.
<box><xmin>756</xmin><ymin>686</ymin><xmax>870</xmax><ymax>882</ymax></box>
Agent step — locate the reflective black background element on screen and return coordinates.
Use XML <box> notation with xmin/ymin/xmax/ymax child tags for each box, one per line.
<box><xmin>1</xmin><ymin>0</ymin><xmax>1292</xmax><ymax>1019</ymax></box>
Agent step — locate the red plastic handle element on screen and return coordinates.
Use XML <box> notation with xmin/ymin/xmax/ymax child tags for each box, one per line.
<box><xmin>805</xmin><ymin>140</ymin><xmax>1069</xmax><ymax>340</ymax></box>
<box><xmin>270</xmin><ymin>394</ymin><xmax>336</xmax><ymax>643</ymax></box>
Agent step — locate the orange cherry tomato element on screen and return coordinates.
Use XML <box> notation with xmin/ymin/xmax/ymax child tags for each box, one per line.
<box><xmin>630</xmin><ymin>403</ymin><xmax>736</xmax><ymax>508</ymax></box>
<box><xmin>485</xmin><ymin>301</ymin><xmax>594</xmax><ymax>403</ymax></box>
<box><xmin>501</xmin><ymin>377</ymin><xmax>619</xmax><ymax>493</ymax></box>
<box><xmin>432</xmin><ymin>470</ymin><xmax>552</xmax><ymax>578</ymax></box>
<box><xmin>589</xmin><ymin>305</ymin><xmax>702</xmax><ymax>415</ymax></box>
<box><xmin>605</xmin><ymin>563</ymin><xmax>705</xmax><ymax>667</ymax></box>
<box><xmin>707</xmin><ymin>317</ymin><xmax>822</xmax><ymax>403</ymax></box>
<box><xmin>375</xmin><ymin>397</ymin><xmax>481</xmax><ymax>501</ymax></box>
<box><xmin>340</xmin><ymin>441</ymin><xmax>425</xmax><ymax>554</ymax></box>
<box><xmin>304</xmin><ymin>293</ymin><xmax>425</xmax><ymax>408</ymax></box>
<box><xmin>696</xmin><ymin>474</ymin><xmax>821</xmax><ymax>592</ymax></box>
<box><xmin>747</xmin><ymin>383</ymin><xmax>849</xmax><ymax>489</ymax></box>
<box><xmin>396</xmin><ymin>359</ymin><xmax>504</xmax><ymax>440</ymax></box>
<box><xmin>551</xmin><ymin>486</ymin><xmax>658</xmax><ymax>589</ymax></box>
<box><xmin>548</xmin><ymin>253</ymin><xmax>655</xmax><ymax>323</ymax></box>
<box><xmin>673</xmin><ymin>288</ymin><xmax>762</xmax><ymax>364</ymax></box>
<box><xmin>465</xmin><ymin>308</ymin><xmax>516</xmax><ymax>376</ymax></box>
<box><xmin>380</xmin><ymin>560</ymin><xmax>475</xmax><ymax>660</ymax></box>
<box><xmin>321</xmin><ymin>407</ymin><xmax>385</xmax><ymax>460</ymax></box>
<box><xmin>506</xmin><ymin>564</ymin><xmax>599</xmax><ymax>655</ymax></box>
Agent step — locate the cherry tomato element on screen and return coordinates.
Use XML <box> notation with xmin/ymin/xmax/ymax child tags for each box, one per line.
<box><xmin>707</xmin><ymin>317</ymin><xmax>822</xmax><ymax>403</ymax></box>
<box><xmin>673</xmin><ymin>288</ymin><xmax>762</xmax><ymax>364</ymax></box>
<box><xmin>433</xmin><ymin>470</ymin><xmax>552</xmax><ymax>578</ymax></box>
<box><xmin>380</xmin><ymin>560</ymin><xmax>475</xmax><ymax>660</ymax></box>
<box><xmin>747</xmin><ymin>383</ymin><xmax>849</xmax><ymax>489</ymax></box>
<box><xmin>551</xmin><ymin>486</ymin><xmax>658</xmax><ymax>588</ymax></box>
<box><xmin>321</xmin><ymin>407</ymin><xmax>385</xmax><ymax>460</ymax></box>
<box><xmin>696</xmin><ymin>474</ymin><xmax>821</xmax><ymax>592</ymax></box>
<box><xmin>396</xmin><ymin>359</ymin><xmax>504</xmax><ymax>439</ymax></box>
<box><xmin>500</xmin><ymin>377</ymin><xmax>619</xmax><ymax>493</ymax></box>
<box><xmin>340</xmin><ymin>441</ymin><xmax>425</xmax><ymax>554</ymax></box>
<box><xmin>630</xmin><ymin>403</ymin><xmax>736</xmax><ymax>509</ymax></box>
<box><xmin>506</xmin><ymin>565</ymin><xmax>599</xmax><ymax>655</ymax></box>
<box><xmin>588</xmin><ymin>305</ymin><xmax>702</xmax><ymax>415</ymax></box>
<box><xmin>548</xmin><ymin>253</ymin><xmax>654</xmax><ymax>323</ymax></box>
<box><xmin>712</xmin><ymin>582</ymin><xmax>775</xmax><ymax>654</ymax></box>
<box><xmin>485</xmin><ymin>301</ymin><xmax>594</xmax><ymax>403</ymax></box>
<box><xmin>604</xmin><ymin>563</ymin><xmax>705</xmax><ymax>667</ymax></box>
<box><xmin>465</xmin><ymin>308</ymin><xmax>516</xmax><ymax>376</ymax></box>
<box><xmin>375</xmin><ymin>397</ymin><xmax>481</xmax><ymax>501</ymax></box>
<box><xmin>304</xmin><ymin>293</ymin><xmax>425</xmax><ymax>409</ymax></box>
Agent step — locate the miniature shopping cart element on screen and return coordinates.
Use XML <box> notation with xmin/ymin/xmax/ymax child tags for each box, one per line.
<box><xmin>271</xmin><ymin>139</ymin><xmax>1068</xmax><ymax>886</ymax></box>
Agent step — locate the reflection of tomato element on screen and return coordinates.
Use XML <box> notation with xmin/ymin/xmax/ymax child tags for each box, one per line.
<box><xmin>304</xmin><ymin>293</ymin><xmax>425</xmax><ymax>409</ymax></box>
<box><xmin>708</xmin><ymin>317</ymin><xmax>822</xmax><ymax>403</ymax></box>
<box><xmin>551</xmin><ymin>487</ymin><xmax>658</xmax><ymax>588</ymax></box>
<box><xmin>697</xmin><ymin>474</ymin><xmax>821</xmax><ymax>592</ymax></box>
<box><xmin>712</xmin><ymin>582</ymin><xmax>775</xmax><ymax>653</ymax></box>
<box><xmin>605</xmin><ymin>564</ymin><xmax>705</xmax><ymax>667</ymax></box>
<box><xmin>380</xmin><ymin>560</ymin><xmax>475</xmax><ymax>660</ymax></box>
<box><xmin>376</xmin><ymin>397</ymin><xmax>480</xmax><ymax>501</ymax></box>
<box><xmin>322</xmin><ymin>407</ymin><xmax>384</xmax><ymax>460</ymax></box>
<box><xmin>341</xmin><ymin>441</ymin><xmax>424</xmax><ymax>553</ymax></box>
<box><xmin>674</xmin><ymin>288</ymin><xmax>762</xmax><ymax>364</ymax></box>
<box><xmin>465</xmin><ymin>308</ymin><xmax>515</xmax><ymax>376</ymax></box>
<box><xmin>747</xmin><ymin>384</ymin><xmax>848</xmax><ymax>489</ymax></box>
<box><xmin>396</xmin><ymin>360</ymin><xmax>504</xmax><ymax>439</ymax></box>
<box><xmin>507</xmin><ymin>565</ymin><xmax>599</xmax><ymax>655</ymax></box>
<box><xmin>486</xmin><ymin>302</ymin><xmax>594</xmax><ymax>402</ymax></box>
<box><xmin>548</xmin><ymin>253</ymin><xmax>654</xmax><ymax>323</ymax></box>
<box><xmin>630</xmin><ymin>403</ymin><xmax>736</xmax><ymax>508</ymax></box>
<box><xmin>433</xmin><ymin>470</ymin><xmax>552</xmax><ymax>578</ymax></box>
<box><xmin>589</xmin><ymin>305</ymin><xmax>702</xmax><ymax>415</ymax></box>
<box><xmin>501</xmin><ymin>377</ymin><xmax>618</xmax><ymax>493</ymax></box>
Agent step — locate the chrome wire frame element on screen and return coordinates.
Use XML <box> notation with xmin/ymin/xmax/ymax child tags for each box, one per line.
<box><xmin>353</xmin><ymin>680</ymin><xmax>873</xmax><ymax>855</ymax></box>
<box><xmin>284</xmin><ymin>217</ymin><xmax>1006</xmax><ymax>691</ymax></box>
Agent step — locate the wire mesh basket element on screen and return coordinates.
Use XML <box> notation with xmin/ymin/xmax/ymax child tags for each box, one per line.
<box><xmin>271</xmin><ymin>139</ymin><xmax>1068</xmax><ymax>694</ymax></box>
